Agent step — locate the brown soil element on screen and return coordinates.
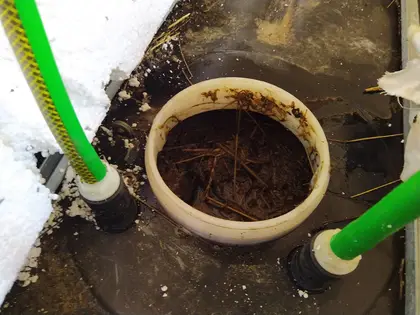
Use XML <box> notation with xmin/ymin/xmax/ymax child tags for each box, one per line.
<box><xmin>157</xmin><ymin>109</ymin><xmax>312</xmax><ymax>221</ymax></box>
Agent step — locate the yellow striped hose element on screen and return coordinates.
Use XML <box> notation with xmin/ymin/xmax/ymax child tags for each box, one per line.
<box><xmin>0</xmin><ymin>0</ymin><xmax>106</xmax><ymax>183</ymax></box>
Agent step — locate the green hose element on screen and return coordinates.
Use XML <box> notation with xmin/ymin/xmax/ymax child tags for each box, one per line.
<box><xmin>330</xmin><ymin>171</ymin><xmax>420</xmax><ymax>260</ymax></box>
<box><xmin>0</xmin><ymin>0</ymin><xmax>106</xmax><ymax>183</ymax></box>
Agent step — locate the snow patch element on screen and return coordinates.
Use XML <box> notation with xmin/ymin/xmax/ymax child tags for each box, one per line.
<box><xmin>0</xmin><ymin>0</ymin><xmax>174</xmax><ymax>304</ymax></box>
<box><xmin>0</xmin><ymin>141</ymin><xmax>52</xmax><ymax>299</ymax></box>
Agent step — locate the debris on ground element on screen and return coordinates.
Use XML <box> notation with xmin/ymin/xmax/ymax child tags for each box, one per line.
<box><xmin>297</xmin><ymin>289</ymin><xmax>309</xmax><ymax>299</ymax></box>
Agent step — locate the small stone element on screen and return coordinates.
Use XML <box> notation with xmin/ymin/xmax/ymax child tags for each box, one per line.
<box><xmin>162</xmin><ymin>293</ymin><xmax>168</xmax><ymax>297</ymax></box>
<box><xmin>73</xmin><ymin>232</ymin><xmax>79</xmax><ymax>236</ymax></box>
<box><xmin>161</xmin><ymin>285</ymin><xmax>168</xmax><ymax>292</ymax></box>
<box><xmin>388</xmin><ymin>123</ymin><xmax>392</xmax><ymax>127</ymax></box>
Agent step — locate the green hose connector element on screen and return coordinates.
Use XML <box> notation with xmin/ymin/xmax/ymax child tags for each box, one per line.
<box><xmin>330</xmin><ymin>171</ymin><xmax>420</xmax><ymax>260</ymax></box>
<box><xmin>0</xmin><ymin>0</ymin><xmax>106</xmax><ymax>183</ymax></box>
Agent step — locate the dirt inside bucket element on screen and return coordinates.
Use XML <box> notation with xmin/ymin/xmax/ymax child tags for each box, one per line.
<box><xmin>157</xmin><ymin>109</ymin><xmax>312</xmax><ymax>222</ymax></box>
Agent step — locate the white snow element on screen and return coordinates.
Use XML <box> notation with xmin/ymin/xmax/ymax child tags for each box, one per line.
<box><xmin>378</xmin><ymin>25</ymin><xmax>420</xmax><ymax>104</ymax></box>
<box><xmin>0</xmin><ymin>0</ymin><xmax>174</xmax><ymax>305</ymax></box>
<box><xmin>0</xmin><ymin>141</ymin><xmax>52</xmax><ymax>297</ymax></box>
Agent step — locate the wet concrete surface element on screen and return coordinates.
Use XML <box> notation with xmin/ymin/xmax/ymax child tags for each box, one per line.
<box><xmin>1</xmin><ymin>0</ymin><xmax>405</xmax><ymax>314</ymax></box>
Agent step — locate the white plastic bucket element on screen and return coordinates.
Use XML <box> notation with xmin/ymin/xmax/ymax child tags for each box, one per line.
<box><xmin>145</xmin><ymin>78</ymin><xmax>330</xmax><ymax>245</ymax></box>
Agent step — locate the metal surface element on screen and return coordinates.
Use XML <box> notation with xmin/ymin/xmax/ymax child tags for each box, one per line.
<box><xmin>402</xmin><ymin>0</ymin><xmax>420</xmax><ymax>314</ymax></box>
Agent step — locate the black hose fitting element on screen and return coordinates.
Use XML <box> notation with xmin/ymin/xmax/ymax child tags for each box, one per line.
<box><xmin>287</xmin><ymin>235</ymin><xmax>339</xmax><ymax>293</ymax></box>
<box><xmin>83</xmin><ymin>173</ymin><xmax>139</xmax><ymax>233</ymax></box>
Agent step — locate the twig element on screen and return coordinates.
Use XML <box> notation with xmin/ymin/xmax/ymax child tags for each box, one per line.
<box><xmin>163</xmin><ymin>143</ymin><xmax>199</xmax><ymax>151</ymax></box>
<box><xmin>206</xmin><ymin>196</ymin><xmax>258</xmax><ymax>221</ymax></box>
<box><xmin>250</xmin><ymin>125</ymin><xmax>258</xmax><ymax>139</ymax></box>
<box><xmin>242</xmin><ymin>156</ymin><xmax>267</xmax><ymax>164</ymax></box>
<box><xmin>363</xmin><ymin>86</ymin><xmax>384</xmax><ymax>94</ymax></box>
<box><xmin>350</xmin><ymin>179</ymin><xmax>401</xmax><ymax>199</ymax></box>
<box><xmin>168</xmin><ymin>13</ymin><xmax>191</xmax><ymax>29</ymax></box>
<box><xmin>204</xmin><ymin>0</ymin><xmax>223</xmax><ymax>12</ymax></box>
<box><xmin>182</xmin><ymin>69</ymin><xmax>193</xmax><ymax>86</ymax></box>
<box><xmin>175</xmin><ymin>153</ymin><xmax>211</xmax><ymax>164</ymax></box>
<box><xmin>205</xmin><ymin>156</ymin><xmax>218</xmax><ymax>197</ymax></box>
<box><xmin>399</xmin><ymin>258</ymin><xmax>405</xmax><ymax>300</ymax></box>
<box><xmin>328</xmin><ymin>133</ymin><xmax>403</xmax><ymax>143</ymax></box>
<box><xmin>218</xmin><ymin>144</ymin><xmax>268</xmax><ymax>188</ymax></box>
<box><xmin>396</xmin><ymin>96</ymin><xmax>411</xmax><ymax>110</ymax></box>
<box><xmin>179</xmin><ymin>43</ymin><xmax>193</xmax><ymax>78</ymax></box>
<box><xmin>260</xmin><ymin>193</ymin><xmax>271</xmax><ymax>209</ymax></box>
<box><xmin>221</xmin><ymin>158</ymin><xmax>232</xmax><ymax>176</ymax></box>
<box><xmin>39</xmin><ymin>218</ymin><xmax>64</xmax><ymax>239</ymax></box>
<box><xmin>132</xmin><ymin>194</ymin><xmax>221</xmax><ymax>248</ymax></box>
<box><xmin>150</xmin><ymin>33</ymin><xmax>180</xmax><ymax>53</ymax></box>
<box><xmin>183</xmin><ymin>148</ymin><xmax>221</xmax><ymax>153</ymax></box>
<box><xmin>387</xmin><ymin>0</ymin><xmax>396</xmax><ymax>8</ymax></box>
<box><xmin>233</xmin><ymin>108</ymin><xmax>242</xmax><ymax>199</ymax></box>
<box><xmin>243</xmin><ymin>110</ymin><xmax>266</xmax><ymax>136</ymax></box>
<box><xmin>133</xmin><ymin>195</ymin><xmax>179</xmax><ymax>227</ymax></box>
<box><xmin>149</xmin><ymin>13</ymin><xmax>190</xmax><ymax>54</ymax></box>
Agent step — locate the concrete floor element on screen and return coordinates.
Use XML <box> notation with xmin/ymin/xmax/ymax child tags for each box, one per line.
<box><xmin>1</xmin><ymin>0</ymin><xmax>405</xmax><ymax>314</ymax></box>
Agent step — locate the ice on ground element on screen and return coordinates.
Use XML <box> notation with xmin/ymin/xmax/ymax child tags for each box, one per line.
<box><xmin>0</xmin><ymin>0</ymin><xmax>174</xmax><ymax>305</ymax></box>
